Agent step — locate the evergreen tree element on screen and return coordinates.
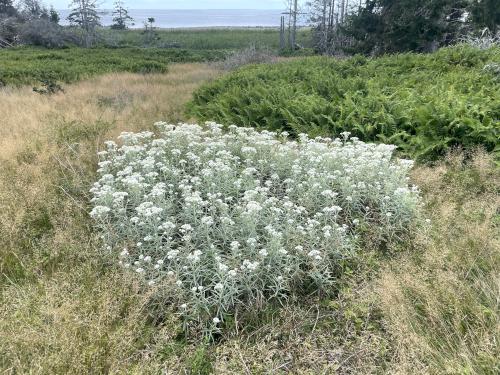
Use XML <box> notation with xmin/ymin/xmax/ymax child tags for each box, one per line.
<box><xmin>342</xmin><ymin>0</ymin><xmax>469</xmax><ymax>54</ymax></box>
<box><xmin>49</xmin><ymin>5</ymin><xmax>60</xmax><ymax>24</ymax></box>
<box><xmin>143</xmin><ymin>17</ymin><xmax>157</xmax><ymax>44</ymax></box>
<box><xmin>111</xmin><ymin>0</ymin><xmax>133</xmax><ymax>30</ymax></box>
<box><xmin>67</xmin><ymin>0</ymin><xmax>101</xmax><ymax>47</ymax></box>
<box><xmin>469</xmin><ymin>0</ymin><xmax>500</xmax><ymax>34</ymax></box>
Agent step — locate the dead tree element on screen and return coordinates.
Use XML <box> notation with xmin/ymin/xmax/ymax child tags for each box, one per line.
<box><xmin>282</xmin><ymin>0</ymin><xmax>305</xmax><ymax>50</ymax></box>
<box><xmin>67</xmin><ymin>0</ymin><xmax>101</xmax><ymax>47</ymax></box>
<box><xmin>280</xmin><ymin>15</ymin><xmax>286</xmax><ymax>49</ymax></box>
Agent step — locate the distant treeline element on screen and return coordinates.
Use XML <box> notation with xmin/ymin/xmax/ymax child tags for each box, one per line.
<box><xmin>1</xmin><ymin>0</ymin><xmax>499</xmax><ymax>55</ymax></box>
<box><xmin>1</xmin><ymin>0</ymin><xmax>144</xmax><ymax>48</ymax></box>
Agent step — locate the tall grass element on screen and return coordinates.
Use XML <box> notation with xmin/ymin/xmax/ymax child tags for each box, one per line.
<box><xmin>98</xmin><ymin>27</ymin><xmax>312</xmax><ymax>50</ymax></box>
<box><xmin>379</xmin><ymin>151</ymin><xmax>500</xmax><ymax>374</ymax></box>
<box><xmin>0</xmin><ymin>65</ymin><xmax>221</xmax><ymax>373</ymax></box>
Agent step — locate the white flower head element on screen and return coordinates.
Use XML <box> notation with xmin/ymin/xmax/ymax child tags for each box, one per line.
<box><xmin>91</xmin><ymin>122</ymin><xmax>419</xmax><ymax>332</ymax></box>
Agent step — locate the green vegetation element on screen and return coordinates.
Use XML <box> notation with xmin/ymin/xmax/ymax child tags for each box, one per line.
<box><xmin>0</xmin><ymin>6</ymin><xmax>498</xmax><ymax>370</ymax></box>
<box><xmin>0</xmin><ymin>48</ymin><xmax>499</xmax><ymax>373</ymax></box>
<box><xmin>189</xmin><ymin>45</ymin><xmax>500</xmax><ymax>161</ymax></box>
<box><xmin>311</xmin><ymin>0</ymin><xmax>499</xmax><ymax>56</ymax></box>
<box><xmin>0</xmin><ymin>47</ymin><xmax>224</xmax><ymax>85</ymax></box>
<box><xmin>99</xmin><ymin>27</ymin><xmax>312</xmax><ymax>50</ymax></box>
<box><xmin>0</xmin><ymin>28</ymin><xmax>313</xmax><ymax>86</ymax></box>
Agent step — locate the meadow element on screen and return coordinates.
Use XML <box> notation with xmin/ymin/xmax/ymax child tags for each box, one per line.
<box><xmin>0</xmin><ymin>42</ymin><xmax>498</xmax><ymax>373</ymax></box>
<box><xmin>189</xmin><ymin>45</ymin><xmax>500</xmax><ymax>161</ymax></box>
<box><xmin>99</xmin><ymin>27</ymin><xmax>312</xmax><ymax>50</ymax></box>
<box><xmin>0</xmin><ymin>28</ymin><xmax>312</xmax><ymax>87</ymax></box>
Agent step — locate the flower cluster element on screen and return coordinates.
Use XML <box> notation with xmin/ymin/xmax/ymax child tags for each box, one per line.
<box><xmin>90</xmin><ymin>122</ymin><xmax>420</xmax><ymax>332</ymax></box>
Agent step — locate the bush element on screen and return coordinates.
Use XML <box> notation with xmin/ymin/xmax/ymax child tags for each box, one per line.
<box><xmin>188</xmin><ymin>45</ymin><xmax>500</xmax><ymax>161</ymax></box>
<box><xmin>216</xmin><ymin>45</ymin><xmax>277</xmax><ymax>71</ymax></box>
<box><xmin>0</xmin><ymin>47</ymin><xmax>225</xmax><ymax>86</ymax></box>
<box><xmin>129</xmin><ymin>61</ymin><xmax>167</xmax><ymax>74</ymax></box>
<box><xmin>0</xmin><ymin>15</ymin><xmax>20</xmax><ymax>44</ymax></box>
<box><xmin>19</xmin><ymin>19</ymin><xmax>77</xmax><ymax>48</ymax></box>
<box><xmin>32</xmin><ymin>76</ymin><xmax>64</xmax><ymax>95</ymax></box>
<box><xmin>90</xmin><ymin>122</ymin><xmax>420</xmax><ymax>336</ymax></box>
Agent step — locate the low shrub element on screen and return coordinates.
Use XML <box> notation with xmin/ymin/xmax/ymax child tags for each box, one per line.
<box><xmin>19</xmin><ymin>19</ymin><xmax>78</xmax><ymax>48</ymax></box>
<box><xmin>216</xmin><ymin>45</ymin><xmax>277</xmax><ymax>71</ymax></box>
<box><xmin>0</xmin><ymin>47</ymin><xmax>225</xmax><ymax>86</ymax></box>
<box><xmin>129</xmin><ymin>61</ymin><xmax>167</xmax><ymax>74</ymax></box>
<box><xmin>32</xmin><ymin>77</ymin><xmax>64</xmax><ymax>95</ymax></box>
<box><xmin>90</xmin><ymin>122</ymin><xmax>420</xmax><ymax>336</ymax></box>
<box><xmin>188</xmin><ymin>45</ymin><xmax>500</xmax><ymax>161</ymax></box>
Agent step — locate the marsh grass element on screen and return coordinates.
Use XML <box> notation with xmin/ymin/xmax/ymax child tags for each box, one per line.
<box><xmin>98</xmin><ymin>27</ymin><xmax>312</xmax><ymax>50</ymax></box>
<box><xmin>378</xmin><ymin>150</ymin><xmax>500</xmax><ymax>374</ymax></box>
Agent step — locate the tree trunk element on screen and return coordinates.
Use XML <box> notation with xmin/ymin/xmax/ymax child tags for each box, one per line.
<box><xmin>280</xmin><ymin>16</ymin><xmax>286</xmax><ymax>49</ymax></box>
<box><xmin>340</xmin><ymin>0</ymin><xmax>345</xmax><ymax>24</ymax></box>
<box><xmin>291</xmin><ymin>0</ymin><xmax>298</xmax><ymax>49</ymax></box>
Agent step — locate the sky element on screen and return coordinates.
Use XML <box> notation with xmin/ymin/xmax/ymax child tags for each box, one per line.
<box><xmin>50</xmin><ymin>1</ymin><xmax>287</xmax><ymax>10</ymax></box>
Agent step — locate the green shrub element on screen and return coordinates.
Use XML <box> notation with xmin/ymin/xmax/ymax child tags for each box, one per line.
<box><xmin>129</xmin><ymin>61</ymin><xmax>167</xmax><ymax>74</ymax></box>
<box><xmin>32</xmin><ymin>76</ymin><xmax>64</xmax><ymax>95</ymax></box>
<box><xmin>188</xmin><ymin>45</ymin><xmax>500</xmax><ymax>161</ymax></box>
<box><xmin>0</xmin><ymin>47</ymin><xmax>225</xmax><ymax>86</ymax></box>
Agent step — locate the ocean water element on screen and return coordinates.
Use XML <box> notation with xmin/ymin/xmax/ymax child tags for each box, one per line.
<box><xmin>58</xmin><ymin>9</ymin><xmax>307</xmax><ymax>29</ymax></box>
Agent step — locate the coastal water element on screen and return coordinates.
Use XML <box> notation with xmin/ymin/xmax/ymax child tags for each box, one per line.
<box><xmin>58</xmin><ymin>9</ymin><xmax>307</xmax><ymax>29</ymax></box>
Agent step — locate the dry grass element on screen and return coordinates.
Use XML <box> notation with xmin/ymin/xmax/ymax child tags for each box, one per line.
<box><xmin>0</xmin><ymin>64</ymin><xmax>220</xmax><ymax>374</ymax></box>
<box><xmin>0</xmin><ymin>64</ymin><xmax>219</xmax><ymax>160</ymax></box>
<box><xmin>211</xmin><ymin>151</ymin><xmax>500</xmax><ymax>375</ymax></box>
<box><xmin>0</xmin><ymin>64</ymin><xmax>498</xmax><ymax>374</ymax></box>
<box><xmin>378</xmin><ymin>151</ymin><xmax>500</xmax><ymax>374</ymax></box>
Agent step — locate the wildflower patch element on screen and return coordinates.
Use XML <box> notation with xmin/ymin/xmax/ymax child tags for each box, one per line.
<box><xmin>90</xmin><ymin>122</ymin><xmax>420</xmax><ymax>334</ymax></box>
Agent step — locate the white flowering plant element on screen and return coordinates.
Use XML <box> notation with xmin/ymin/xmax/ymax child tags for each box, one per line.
<box><xmin>90</xmin><ymin>122</ymin><xmax>420</xmax><ymax>335</ymax></box>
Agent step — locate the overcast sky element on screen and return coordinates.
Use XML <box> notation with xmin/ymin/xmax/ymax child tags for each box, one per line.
<box><xmin>50</xmin><ymin>1</ymin><xmax>287</xmax><ymax>10</ymax></box>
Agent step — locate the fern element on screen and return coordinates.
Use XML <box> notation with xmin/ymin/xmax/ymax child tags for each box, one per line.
<box><xmin>188</xmin><ymin>45</ymin><xmax>500</xmax><ymax>161</ymax></box>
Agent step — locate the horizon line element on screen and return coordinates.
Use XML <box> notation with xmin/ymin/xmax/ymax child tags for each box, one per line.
<box><xmin>56</xmin><ymin>8</ymin><xmax>285</xmax><ymax>11</ymax></box>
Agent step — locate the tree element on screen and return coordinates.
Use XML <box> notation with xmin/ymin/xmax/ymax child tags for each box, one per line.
<box><xmin>67</xmin><ymin>0</ymin><xmax>101</xmax><ymax>47</ymax></box>
<box><xmin>284</xmin><ymin>0</ymin><xmax>304</xmax><ymax>49</ymax></box>
<box><xmin>143</xmin><ymin>16</ymin><xmax>158</xmax><ymax>44</ymax></box>
<box><xmin>307</xmin><ymin>0</ymin><xmax>334</xmax><ymax>53</ymax></box>
<box><xmin>342</xmin><ymin>0</ymin><xmax>469</xmax><ymax>54</ymax></box>
<box><xmin>49</xmin><ymin>5</ymin><xmax>60</xmax><ymax>24</ymax></box>
<box><xmin>0</xmin><ymin>0</ymin><xmax>17</xmax><ymax>17</ymax></box>
<box><xmin>20</xmin><ymin>0</ymin><xmax>45</xmax><ymax>20</ymax></box>
<box><xmin>111</xmin><ymin>0</ymin><xmax>133</xmax><ymax>30</ymax></box>
<box><xmin>291</xmin><ymin>0</ymin><xmax>298</xmax><ymax>47</ymax></box>
<box><xmin>469</xmin><ymin>0</ymin><xmax>500</xmax><ymax>34</ymax></box>
<box><xmin>146</xmin><ymin>17</ymin><xmax>155</xmax><ymax>28</ymax></box>
<box><xmin>309</xmin><ymin>0</ymin><xmax>361</xmax><ymax>54</ymax></box>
